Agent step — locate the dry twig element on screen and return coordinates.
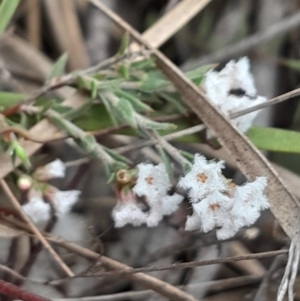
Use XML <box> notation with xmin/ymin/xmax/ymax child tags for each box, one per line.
<box><xmin>0</xmin><ymin>179</ymin><xmax>74</xmax><ymax>277</ymax></box>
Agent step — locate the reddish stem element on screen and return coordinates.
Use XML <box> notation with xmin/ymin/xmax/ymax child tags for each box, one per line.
<box><xmin>0</xmin><ymin>280</ymin><xmax>51</xmax><ymax>301</ymax></box>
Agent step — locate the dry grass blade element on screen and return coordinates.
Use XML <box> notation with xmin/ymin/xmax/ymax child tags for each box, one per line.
<box><xmin>25</xmin><ymin>0</ymin><xmax>40</xmax><ymax>49</ymax></box>
<box><xmin>88</xmin><ymin>0</ymin><xmax>300</xmax><ymax>238</ymax></box>
<box><xmin>130</xmin><ymin>0</ymin><xmax>212</xmax><ymax>50</ymax></box>
<box><xmin>44</xmin><ymin>0</ymin><xmax>89</xmax><ymax>69</ymax></box>
<box><xmin>0</xmin><ymin>179</ymin><xmax>74</xmax><ymax>277</ymax></box>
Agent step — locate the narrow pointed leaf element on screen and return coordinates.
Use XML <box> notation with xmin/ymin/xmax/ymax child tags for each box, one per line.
<box><xmin>48</xmin><ymin>53</ymin><xmax>68</xmax><ymax>79</ymax></box>
<box><xmin>0</xmin><ymin>0</ymin><xmax>20</xmax><ymax>36</ymax></box>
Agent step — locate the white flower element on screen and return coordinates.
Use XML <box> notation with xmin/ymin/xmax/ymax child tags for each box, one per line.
<box><xmin>131</xmin><ymin>162</ymin><xmax>183</xmax><ymax>227</ymax></box>
<box><xmin>162</xmin><ymin>193</ymin><xmax>184</xmax><ymax>215</ymax></box>
<box><xmin>185</xmin><ymin>212</ymin><xmax>202</xmax><ymax>231</ymax></box>
<box><xmin>231</xmin><ymin>177</ymin><xmax>269</xmax><ymax>228</ymax></box>
<box><xmin>22</xmin><ymin>190</ymin><xmax>50</xmax><ymax>223</ymax></box>
<box><xmin>48</xmin><ymin>189</ymin><xmax>81</xmax><ymax>217</ymax></box>
<box><xmin>185</xmin><ymin>191</ymin><xmax>240</xmax><ymax>240</ymax></box>
<box><xmin>192</xmin><ymin>191</ymin><xmax>235</xmax><ymax>233</ymax></box>
<box><xmin>203</xmin><ymin>57</ymin><xmax>266</xmax><ymax>133</ymax></box>
<box><xmin>141</xmin><ymin>193</ymin><xmax>183</xmax><ymax>227</ymax></box>
<box><xmin>133</xmin><ymin>163</ymin><xmax>171</xmax><ymax>198</ymax></box>
<box><xmin>178</xmin><ymin>154</ymin><xmax>227</xmax><ymax>202</ymax></box>
<box><xmin>112</xmin><ymin>197</ymin><xmax>147</xmax><ymax>228</ymax></box>
<box><xmin>35</xmin><ymin>159</ymin><xmax>66</xmax><ymax>181</ymax></box>
<box><xmin>184</xmin><ymin>174</ymin><xmax>269</xmax><ymax>240</ymax></box>
<box><xmin>22</xmin><ymin>187</ymin><xmax>80</xmax><ymax>223</ymax></box>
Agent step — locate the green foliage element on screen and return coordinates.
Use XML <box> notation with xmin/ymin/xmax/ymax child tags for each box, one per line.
<box><xmin>246</xmin><ymin>126</ymin><xmax>300</xmax><ymax>154</ymax></box>
<box><xmin>8</xmin><ymin>139</ymin><xmax>31</xmax><ymax>169</ymax></box>
<box><xmin>0</xmin><ymin>92</ymin><xmax>23</xmax><ymax>111</ymax></box>
<box><xmin>48</xmin><ymin>53</ymin><xmax>68</xmax><ymax>79</ymax></box>
<box><xmin>0</xmin><ymin>0</ymin><xmax>20</xmax><ymax>36</ymax></box>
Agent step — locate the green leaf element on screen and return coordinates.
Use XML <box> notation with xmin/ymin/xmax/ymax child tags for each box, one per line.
<box><xmin>91</xmin><ymin>79</ymin><xmax>98</xmax><ymax>99</ymax></box>
<box><xmin>76</xmin><ymin>75</ymin><xmax>92</xmax><ymax>91</ymax></box>
<box><xmin>114</xmin><ymin>89</ymin><xmax>153</xmax><ymax>112</ymax></box>
<box><xmin>8</xmin><ymin>140</ymin><xmax>31</xmax><ymax>169</ymax></box>
<box><xmin>103</xmin><ymin>146</ymin><xmax>131</xmax><ymax>165</ymax></box>
<box><xmin>118</xmin><ymin>64</ymin><xmax>129</xmax><ymax>79</ymax></box>
<box><xmin>118</xmin><ymin>32</ymin><xmax>129</xmax><ymax>55</ymax></box>
<box><xmin>180</xmin><ymin>150</ymin><xmax>195</xmax><ymax>162</ymax></box>
<box><xmin>130</xmin><ymin>58</ymin><xmax>155</xmax><ymax>70</ymax></box>
<box><xmin>247</xmin><ymin>126</ymin><xmax>300</xmax><ymax>153</ymax></box>
<box><xmin>48</xmin><ymin>53</ymin><xmax>68</xmax><ymax>79</ymax></box>
<box><xmin>104</xmin><ymin>92</ymin><xmax>137</xmax><ymax>128</ymax></box>
<box><xmin>135</xmin><ymin>114</ymin><xmax>176</xmax><ymax>131</ymax></box>
<box><xmin>156</xmin><ymin>146</ymin><xmax>173</xmax><ymax>181</ymax></box>
<box><xmin>0</xmin><ymin>0</ymin><xmax>20</xmax><ymax>36</ymax></box>
<box><xmin>159</xmin><ymin>92</ymin><xmax>187</xmax><ymax>114</ymax></box>
<box><xmin>139</xmin><ymin>71</ymin><xmax>169</xmax><ymax>92</ymax></box>
<box><xmin>0</xmin><ymin>92</ymin><xmax>24</xmax><ymax>111</ymax></box>
<box><xmin>62</xmin><ymin>99</ymin><xmax>92</xmax><ymax>120</ymax></box>
<box><xmin>278</xmin><ymin>57</ymin><xmax>300</xmax><ymax>72</ymax></box>
<box><xmin>185</xmin><ymin>64</ymin><xmax>215</xmax><ymax>85</ymax></box>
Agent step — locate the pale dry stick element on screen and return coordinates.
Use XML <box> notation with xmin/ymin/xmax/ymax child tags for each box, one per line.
<box><xmin>0</xmin><ymin>264</ymin><xmax>43</xmax><ymax>286</ymax></box>
<box><xmin>49</xmin><ymin>250</ymin><xmax>288</xmax><ymax>280</ymax></box>
<box><xmin>277</xmin><ymin>213</ymin><xmax>300</xmax><ymax>301</ymax></box>
<box><xmin>88</xmin><ymin>0</ymin><xmax>300</xmax><ymax>238</ymax></box>
<box><xmin>183</xmin><ymin>9</ymin><xmax>300</xmax><ymax>69</ymax></box>
<box><xmin>130</xmin><ymin>0</ymin><xmax>212</xmax><ymax>51</ymax></box>
<box><xmin>60</xmin><ymin>0</ymin><xmax>90</xmax><ymax>68</ymax></box>
<box><xmin>114</xmin><ymin>124</ymin><xmax>205</xmax><ymax>154</ymax></box>
<box><xmin>231</xmin><ymin>87</ymin><xmax>300</xmax><ymax>119</ymax></box>
<box><xmin>26</xmin><ymin>0</ymin><xmax>41</xmax><ymax>49</ymax></box>
<box><xmin>44</xmin><ymin>0</ymin><xmax>89</xmax><ymax>69</ymax></box>
<box><xmin>0</xmin><ymin>179</ymin><xmax>74</xmax><ymax>278</ymax></box>
<box><xmin>53</xmin><ymin>275</ymin><xmax>262</xmax><ymax>301</ymax></box>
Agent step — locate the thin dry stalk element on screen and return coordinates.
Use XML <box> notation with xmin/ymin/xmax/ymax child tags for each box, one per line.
<box><xmin>0</xmin><ymin>179</ymin><xmax>74</xmax><ymax>277</ymax></box>
<box><xmin>26</xmin><ymin>0</ymin><xmax>41</xmax><ymax>48</ymax></box>
<box><xmin>130</xmin><ymin>0</ymin><xmax>212</xmax><ymax>50</ymax></box>
<box><xmin>184</xmin><ymin>10</ymin><xmax>300</xmax><ymax>68</ymax></box>
<box><xmin>44</xmin><ymin>0</ymin><xmax>89</xmax><ymax>69</ymax></box>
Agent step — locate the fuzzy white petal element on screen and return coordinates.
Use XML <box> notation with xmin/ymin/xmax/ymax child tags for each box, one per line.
<box><xmin>133</xmin><ymin>163</ymin><xmax>171</xmax><ymax>198</ymax></box>
<box><xmin>185</xmin><ymin>212</ymin><xmax>202</xmax><ymax>231</ymax></box>
<box><xmin>178</xmin><ymin>154</ymin><xmax>226</xmax><ymax>202</ymax></box>
<box><xmin>46</xmin><ymin>159</ymin><xmax>66</xmax><ymax>178</ymax></box>
<box><xmin>112</xmin><ymin>200</ymin><xmax>147</xmax><ymax>227</ymax></box>
<box><xmin>203</xmin><ymin>57</ymin><xmax>266</xmax><ymax>133</ymax></box>
<box><xmin>51</xmin><ymin>190</ymin><xmax>81</xmax><ymax>216</ymax></box>
<box><xmin>22</xmin><ymin>191</ymin><xmax>50</xmax><ymax>223</ymax></box>
<box><xmin>216</xmin><ymin>226</ymin><xmax>238</xmax><ymax>240</ymax></box>
<box><xmin>162</xmin><ymin>193</ymin><xmax>184</xmax><ymax>215</ymax></box>
<box><xmin>35</xmin><ymin>159</ymin><xmax>66</xmax><ymax>181</ymax></box>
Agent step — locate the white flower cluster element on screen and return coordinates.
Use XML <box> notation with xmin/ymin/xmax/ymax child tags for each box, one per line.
<box><xmin>112</xmin><ymin>154</ymin><xmax>269</xmax><ymax>240</ymax></box>
<box><xmin>21</xmin><ymin>159</ymin><xmax>80</xmax><ymax>223</ymax></box>
<box><xmin>178</xmin><ymin>154</ymin><xmax>269</xmax><ymax>240</ymax></box>
<box><xmin>203</xmin><ymin>57</ymin><xmax>266</xmax><ymax>133</ymax></box>
<box><xmin>112</xmin><ymin>163</ymin><xmax>183</xmax><ymax>228</ymax></box>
